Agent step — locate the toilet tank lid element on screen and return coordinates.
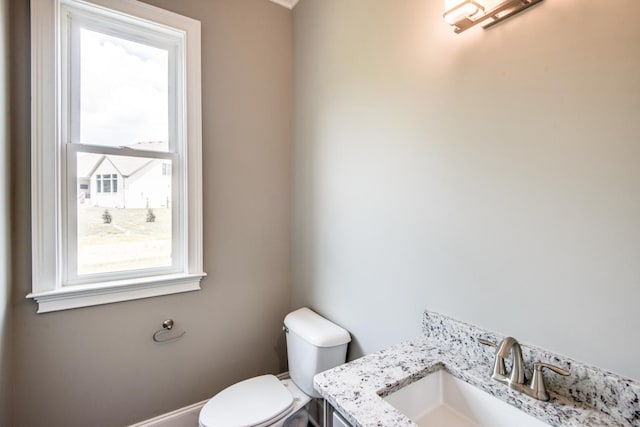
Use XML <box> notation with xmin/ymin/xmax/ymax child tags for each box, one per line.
<box><xmin>284</xmin><ymin>307</ymin><xmax>351</xmax><ymax>347</ymax></box>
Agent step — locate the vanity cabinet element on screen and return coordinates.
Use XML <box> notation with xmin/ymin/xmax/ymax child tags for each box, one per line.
<box><xmin>321</xmin><ymin>401</ymin><xmax>353</xmax><ymax>427</ymax></box>
<box><xmin>331</xmin><ymin>411</ymin><xmax>352</xmax><ymax>427</ymax></box>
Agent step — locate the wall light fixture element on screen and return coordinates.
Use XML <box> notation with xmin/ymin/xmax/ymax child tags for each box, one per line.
<box><xmin>444</xmin><ymin>0</ymin><xmax>543</xmax><ymax>34</ymax></box>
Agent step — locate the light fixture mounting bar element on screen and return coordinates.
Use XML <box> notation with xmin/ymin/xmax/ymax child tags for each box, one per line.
<box><xmin>451</xmin><ymin>0</ymin><xmax>544</xmax><ymax>34</ymax></box>
<box><xmin>482</xmin><ymin>0</ymin><xmax>544</xmax><ymax>30</ymax></box>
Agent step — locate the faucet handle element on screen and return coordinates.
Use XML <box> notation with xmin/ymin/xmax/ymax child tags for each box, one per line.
<box><xmin>478</xmin><ymin>337</ymin><xmax>507</xmax><ymax>378</ymax></box>
<box><xmin>529</xmin><ymin>362</ymin><xmax>570</xmax><ymax>401</ymax></box>
<box><xmin>535</xmin><ymin>362</ymin><xmax>570</xmax><ymax>377</ymax></box>
<box><xmin>478</xmin><ymin>337</ymin><xmax>498</xmax><ymax>348</ymax></box>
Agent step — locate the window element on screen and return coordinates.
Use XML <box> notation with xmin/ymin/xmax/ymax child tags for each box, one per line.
<box><xmin>95</xmin><ymin>174</ymin><xmax>117</xmax><ymax>193</ymax></box>
<box><xmin>29</xmin><ymin>0</ymin><xmax>205</xmax><ymax>313</ymax></box>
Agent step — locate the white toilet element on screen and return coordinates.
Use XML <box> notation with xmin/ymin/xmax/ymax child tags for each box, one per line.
<box><xmin>199</xmin><ymin>307</ymin><xmax>351</xmax><ymax>427</ymax></box>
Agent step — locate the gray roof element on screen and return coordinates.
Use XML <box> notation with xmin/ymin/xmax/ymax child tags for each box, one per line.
<box><xmin>78</xmin><ymin>154</ymin><xmax>159</xmax><ymax>178</ymax></box>
<box><xmin>77</xmin><ymin>141</ymin><xmax>168</xmax><ymax>178</ymax></box>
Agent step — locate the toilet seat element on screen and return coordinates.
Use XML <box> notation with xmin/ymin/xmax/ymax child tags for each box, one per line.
<box><xmin>199</xmin><ymin>375</ymin><xmax>300</xmax><ymax>427</ymax></box>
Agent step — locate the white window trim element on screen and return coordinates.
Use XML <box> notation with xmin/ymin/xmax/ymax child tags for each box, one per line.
<box><xmin>28</xmin><ymin>0</ymin><xmax>205</xmax><ymax>313</ymax></box>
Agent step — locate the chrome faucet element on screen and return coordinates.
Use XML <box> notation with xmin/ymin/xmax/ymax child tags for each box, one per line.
<box><xmin>479</xmin><ymin>336</ymin><xmax>570</xmax><ymax>401</ymax></box>
<box><xmin>480</xmin><ymin>336</ymin><xmax>524</xmax><ymax>385</ymax></box>
<box><xmin>496</xmin><ymin>337</ymin><xmax>525</xmax><ymax>385</ymax></box>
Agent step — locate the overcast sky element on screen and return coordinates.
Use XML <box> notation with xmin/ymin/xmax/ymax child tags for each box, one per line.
<box><xmin>80</xmin><ymin>28</ymin><xmax>169</xmax><ymax>148</ymax></box>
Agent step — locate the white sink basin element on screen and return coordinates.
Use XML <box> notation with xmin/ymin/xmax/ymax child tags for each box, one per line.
<box><xmin>383</xmin><ymin>370</ymin><xmax>550</xmax><ymax>427</ymax></box>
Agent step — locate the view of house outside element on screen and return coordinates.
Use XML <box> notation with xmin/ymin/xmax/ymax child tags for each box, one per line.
<box><xmin>74</xmin><ymin>28</ymin><xmax>172</xmax><ymax>276</ymax></box>
<box><xmin>76</xmin><ymin>151</ymin><xmax>172</xmax><ymax>275</ymax></box>
<box><xmin>77</xmin><ymin>205</ymin><xmax>171</xmax><ymax>275</ymax></box>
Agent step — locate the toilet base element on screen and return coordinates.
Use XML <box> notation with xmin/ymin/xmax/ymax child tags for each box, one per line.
<box><xmin>270</xmin><ymin>378</ymin><xmax>311</xmax><ymax>427</ymax></box>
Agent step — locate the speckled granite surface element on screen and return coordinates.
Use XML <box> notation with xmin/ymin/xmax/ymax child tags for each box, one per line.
<box><xmin>314</xmin><ymin>311</ymin><xmax>640</xmax><ymax>427</ymax></box>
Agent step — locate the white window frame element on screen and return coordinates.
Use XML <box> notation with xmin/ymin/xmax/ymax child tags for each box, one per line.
<box><xmin>28</xmin><ymin>0</ymin><xmax>205</xmax><ymax>313</ymax></box>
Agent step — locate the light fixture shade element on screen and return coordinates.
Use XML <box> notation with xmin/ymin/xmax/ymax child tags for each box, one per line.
<box><xmin>444</xmin><ymin>0</ymin><xmax>544</xmax><ymax>34</ymax></box>
<box><xmin>443</xmin><ymin>0</ymin><xmax>485</xmax><ymax>25</ymax></box>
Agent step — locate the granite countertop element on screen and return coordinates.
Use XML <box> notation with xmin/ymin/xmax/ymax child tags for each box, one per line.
<box><xmin>314</xmin><ymin>312</ymin><xmax>639</xmax><ymax>427</ymax></box>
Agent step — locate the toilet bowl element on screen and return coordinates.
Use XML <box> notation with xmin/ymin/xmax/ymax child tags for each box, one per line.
<box><xmin>199</xmin><ymin>375</ymin><xmax>309</xmax><ymax>427</ymax></box>
<box><xmin>199</xmin><ymin>308</ymin><xmax>351</xmax><ymax>427</ymax></box>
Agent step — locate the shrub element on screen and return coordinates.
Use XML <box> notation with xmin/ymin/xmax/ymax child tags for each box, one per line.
<box><xmin>102</xmin><ymin>209</ymin><xmax>112</xmax><ymax>224</ymax></box>
<box><xmin>146</xmin><ymin>208</ymin><xmax>156</xmax><ymax>223</ymax></box>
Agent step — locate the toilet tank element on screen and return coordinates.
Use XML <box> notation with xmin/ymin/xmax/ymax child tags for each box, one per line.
<box><xmin>284</xmin><ymin>308</ymin><xmax>351</xmax><ymax>398</ymax></box>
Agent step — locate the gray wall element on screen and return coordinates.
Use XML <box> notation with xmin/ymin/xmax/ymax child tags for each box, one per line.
<box><xmin>10</xmin><ymin>0</ymin><xmax>292</xmax><ymax>426</ymax></box>
<box><xmin>292</xmin><ymin>0</ymin><xmax>640</xmax><ymax>380</ymax></box>
<box><xmin>0</xmin><ymin>0</ymin><xmax>11</xmax><ymax>424</ymax></box>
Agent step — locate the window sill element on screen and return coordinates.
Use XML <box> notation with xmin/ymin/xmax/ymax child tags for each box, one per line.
<box><xmin>26</xmin><ymin>272</ymin><xmax>207</xmax><ymax>313</ymax></box>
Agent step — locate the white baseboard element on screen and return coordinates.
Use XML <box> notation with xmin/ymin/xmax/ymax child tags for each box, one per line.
<box><xmin>129</xmin><ymin>399</ymin><xmax>208</xmax><ymax>427</ymax></box>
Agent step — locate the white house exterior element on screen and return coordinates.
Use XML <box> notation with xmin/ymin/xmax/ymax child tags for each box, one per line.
<box><xmin>77</xmin><ymin>149</ymin><xmax>172</xmax><ymax>209</ymax></box>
